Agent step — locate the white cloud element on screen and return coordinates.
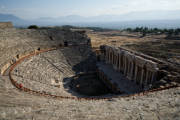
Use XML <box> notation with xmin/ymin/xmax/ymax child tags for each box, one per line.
<box><xmin>0</xmin><ymin>5</ymin><xmax>6</xmax><ymax>12</ymax></box>
<box><xmin>0</xmin><ymin>5</ymin><xmax>5</xmax><ymax>9</ymax></box>
<box><xmin>1</xmin><ymin>0</ymin><xmax>180</xmax><ymax>19</ymax></box>
<box><xmin>91</xmin><ymin>0</ymin><xmax>180</xmax><ymax>16</ymax></box>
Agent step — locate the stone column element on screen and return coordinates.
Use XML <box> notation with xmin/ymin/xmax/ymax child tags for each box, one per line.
<box><xmin>119</xmin><ymin>50</ymin><xmax>125</xmax><ymax>73</ymax></box>
<box><xmin>145</xmin><ymin>70</ymin><xmax>149</xmax><ymax>86</ymax></box>
<box><xmin>100</xmin><ymin>47</ymin><xmax>105</xmax><ymax>62</ymax></box>
<box><xmin>115</xmin><ymin>54</ymin><xmax>118</xmax><ymax>70</ymax></box>
<box><xmin>112</xmin><ymin>50</ymin><xmax>115</xmax><ymax>66</ymax></box>
<box><xmin>106</xmin><ymin>47</ymin><xmax>109</xmax><ymax>63</ymax></box>
<box><xmin>122</xmin><ymin>54</ymin><xmax>124</xmax><ymax>72</ymax></box>
<box><xmin>137</xmin><ymin>67</ymin><xmax>142</xmax><ymax>84</ymax></box>
<box><xmin>113</xmin><ymin>49</ymin><xmax>118</xmax><ymax>71</ymax></box>
<box><xmin>151</xmin><ymin>72</ymin><xmax>155</xmax><ymax>83</ymax></box>
<box><xmin>123</xmin><ymin>57</ymin><xmax>126</xmax><ymax>75</ymax></box>
<box><xmin>116</xmin><ymin>54</ymin><xmax>119</xmax><ymax>71</ymax></box>
<box><xmin>105</xmin><ymin>47</ymin><xmax>109</xmax><ymax>63</ymax></box>
<box><xmin>126</xmin><ymin>53</ymin><xmax>135</xmax><ymax>80</ymax></box>
<box><xmin>108</xmin><ymin>50</ymin><xmax>111</xmax><ymax>63</ymax></box>
<box><xmin>110</xmin><ymin>51</ymin><xmax>113</xmax><ymax>65</ymax></box>
<box><xmin>115</xmin><ymin>55</ymin><xmax>117</xmax><ymax>67</ymax></box>
<box><xmin>110</xmin><ymin>50</ymin><xmax>113</xmax><ymax>65</ymax></box>
<box><xmin>125</xmin><ymin>58</ymin><xmax>127</xmax><ymax>76</ymax></box>
<box><xmin>134</xmin><ymin>56</ymin><xmax>146</xmax><ymax>85</ymax></box>
<box><xmin>113</xmin><ymin>51</ymin><xmax>116</xmax><ymax>67</ymax></box>
<box><xmin>112</xmin><ymin>51</ymin><xmax>115</xmax><ymax>65</ymax></box>
<box><xmin>113</xmin><ymin>55</ymin><xmax>117</xmax><ymax>70</ymax></box>
<box><xmin>134</xmin><ymin>65</ymin><xmax>138</xmax><ymax>82</ymax></box>
<box><xmin>118</xmin><ymin>53</ymin><xmax>121</xmax><ymax>71</ymax></box>
<box><xmin>109</xmin><ymin>51</ymin><xmax>111</xmax><ymax>64</ymax></box>
<box><xmin>123</xmin><ymin>51</ymin><xmax>130</xmax><ymax>76</ymax></box>
<box><xmin>140</xmin><ymin>69</ymin><xmax>145</xmax><ymax>87</ymax></box>
<box><xmin>118</xmin><ymin>52</ymin><xmax>121</xmax><ymax>71</ymax></box>
<box><xmin>109</xmin><ymin>50</ymin><xmax>111</xmax><ymax>64</ymax></box>
<box><xmin>129</xmin><ymin>62</ymin><xmax>134</xmax><ymax>80</ymax></box>
<box><xmin>145</xmin><ymin>60</ymin><xmax>158</xmax><ymax>85</ymax></box>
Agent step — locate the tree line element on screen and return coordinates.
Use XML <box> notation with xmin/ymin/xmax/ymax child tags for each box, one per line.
<box><xmin>124</xmin><ymin>27</ymin><xmax>180</xmax><ymax>37</ymax></box>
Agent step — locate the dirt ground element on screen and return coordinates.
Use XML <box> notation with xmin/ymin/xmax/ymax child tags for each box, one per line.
<box><xmin>88</xmin><ymin>30</ymin><xmax>180</xmax><ymax>66</ymax></box>
<box><xmin>0</xmin><ymin>28</ymin><xmax>179</xmax><ymax>120</ymax></box>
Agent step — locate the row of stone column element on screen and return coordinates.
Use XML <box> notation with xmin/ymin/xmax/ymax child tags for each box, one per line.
<box><xmin>100</xmin><ymin>45</ymin><xmax>159</xmax><ymax>88</ymax></box>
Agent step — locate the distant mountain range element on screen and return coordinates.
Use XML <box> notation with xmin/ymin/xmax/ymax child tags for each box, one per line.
<box><xmin>0</xmin><ymin>13</ymin><xmax>28</xmax><ymax>26</ymax></box>
<box><xmin>1</xmin><ymin>10</ymin><xmax>180</xmax><ymax>29</ymax></box>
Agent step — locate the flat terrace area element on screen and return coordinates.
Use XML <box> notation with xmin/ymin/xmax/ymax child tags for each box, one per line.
<box><xmin>97</xmin><ymin>62</ymin><xmax>141</xmax><ymax>94</ymax></box>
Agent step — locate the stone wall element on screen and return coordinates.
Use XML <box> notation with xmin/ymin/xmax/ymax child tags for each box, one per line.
<box><xmin>0</xmin><ymin>22</ymin><xmax>13</xmax><ymax>28</ymax></box>
<box><xmin>98</xmin><ymin>45</ymin><xmax>180</xmax><ymax>90</ymax></box>
<box><xmin>99</xmin><ymin>45</ymin><xmax>161</xmax><ymax>88</ymax></box>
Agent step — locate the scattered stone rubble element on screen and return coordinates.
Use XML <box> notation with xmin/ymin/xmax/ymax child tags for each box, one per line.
<box><xmin>0</xmin><ymin>27</ymin><xmax>179</xmax><ymax>119</ymax></box>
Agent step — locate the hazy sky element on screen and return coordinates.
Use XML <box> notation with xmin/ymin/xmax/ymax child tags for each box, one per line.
<box><xmin>0</xmin><ymin>0</ymin><xmax>180</xmax><ymax>19</ymax></box>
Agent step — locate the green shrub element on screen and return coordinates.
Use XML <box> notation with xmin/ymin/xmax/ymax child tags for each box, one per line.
<box><xmin>28</xmin><ymin>25</ymin><xmax>39</xmax><ymax>29</ymax></box>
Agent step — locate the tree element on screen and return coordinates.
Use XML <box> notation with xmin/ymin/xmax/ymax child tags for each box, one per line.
<box><xmin>142</xmin><ymin>30</ymin><xmax>147</xmax><ymax>37</ymax></box>
<box><xmin>126</xmin><ymin>28</ymin><xmax>132</xmax><ymax>32</ymax></box>
<box><xmin>166</xmin><ymin>29</ymin><xmax>174</xmax><ymax>38</ymax></box>
<box><xmin>28</xmin><ymin>25</ymin><xmax>39</xmax><ymax>29</ymax></box>
<box><xmin>174</xmin><ymin>29</ymin><xmax>179</xmax><ymax>35</ymax></box>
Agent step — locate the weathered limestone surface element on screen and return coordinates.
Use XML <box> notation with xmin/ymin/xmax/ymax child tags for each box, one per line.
<box><xmin>0</xmin><ymin>28</ymin><xmax>95</xmax><ymax>97</ymax></box>
<box><xmin>0</xmin><ymin>74</ymin><xmax>179</xmax><ymax>120</ymax></box>
<box><xmin>0</xmin><ymin>28</ymin><xmax>179</xmax><ymax>120</ymax></box>
<box><xmin>0</xmin><ymin>28</ymin><xmax>91</xmax><ymax>75</ymax></box>
<box><xmin>99</xmin><ymin>45</ymin><xmax>179</xmax><ymax>90</ymax></box>
<box><xmin>0</xmin><ymin>22</ymin><xmax>13</xmax><ymax>28</ymax></box>
<box><xmin>100</xmin><ymin>45</ymin><xmax>159</xmax><ymax>87</ymax></box>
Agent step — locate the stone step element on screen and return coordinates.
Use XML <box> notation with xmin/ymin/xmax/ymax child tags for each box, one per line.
<box><xmin>97</xmin><ymin>62</ymin><xmax>142</xmax><ymax>94</ymax></box>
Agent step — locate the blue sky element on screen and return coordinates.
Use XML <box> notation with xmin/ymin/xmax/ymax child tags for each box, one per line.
<box><xmin>0</xmin><ymin>0</ymin><xmax>180</xmax><ymax>19</ymax></box>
